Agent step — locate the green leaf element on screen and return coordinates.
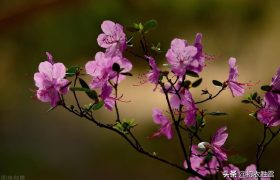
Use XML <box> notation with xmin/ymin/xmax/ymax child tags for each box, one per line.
<box><xmin>185</xmin><ymin>70</ymin><xmax>199</xmax><ymax>78</ymax></box>
<box><xmin>241</xmin><ymin>100</ymin><xmax>251</xmax><ymax>104</ymax></box>
<box><xmin>181</xmin><ymin>80</ymin><xmax>191</xmax><ymax>88</ymax></box>
<box><xmin>113</xmin><ymin>118</ymin><xmax>137</xmax><ymax>134</ymax></box>
<box><xmin>251</xmin><ymin>92</ymin><xmax>258</xmax><ymax>100</ymax></box>
<box><xmin>261</xmin><ymin>85</ymin><xmax>272</xmax><ymax>92</ymax></box>
<box><xmin>192</xmin><ymin>78</ymin><xmax>203</xmax><ymax>88</ymax></box>
<box><xmin>142</xmin><ymin>19</ymin><xmax>158</xmax><ymax>33</ymax></box>
<box><xmin>91</xmin><ymin>101</ymin><xmax>104</xmax><ymax>111</ymax></box>
<box><xmin>66</xmin><ymin>66</ymin><xmax>80</xmax><ymax>77</ymax></box>
<box><xmin>228</xmin><ymin>155</ymin><xmax>247</xmax><ymax>164</ymax></box>
<box><xmin>120</xmin><ymin>72</ymin><xmax>133</xmax><ymax>76</ymax></box>
<box><xmin>212</xmin><ymin>80</ymin><xmax>223</xmax><ymax>87</ymax></box>
<box><xmin>196</xmin><ymin>116</ymin><xmax>205</xmax><ymax>127</ymax></box>
<box><xmin>70</xmin><ymin>87</ymin><xmax>89</xmax><ymax>91</ymax></box>
<box><xmin>126</xmin><ymin>26</ymin><xmax>139</xmax><ymax>32</ymax></box>
<box><xmin>79</xmin><ymin>78</ymin><xmax>98</xmax><ymax>101</ymax></box>
<box><xmin>205</xmin><ymin>111</ymin><xmax>228</xmax><ymax>116</ymax></box>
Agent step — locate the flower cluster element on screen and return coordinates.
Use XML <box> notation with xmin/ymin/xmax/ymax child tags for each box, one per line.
<box><xmin>33</xmin><ymin>19</ymin><xmax>279</xmax><ymax>180</ymax></box>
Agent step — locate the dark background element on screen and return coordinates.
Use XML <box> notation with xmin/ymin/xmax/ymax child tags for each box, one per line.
<box><xmin>0</xmin><ymin>0</ymin><xmax>279</xmax><ymax>179</ymax></box>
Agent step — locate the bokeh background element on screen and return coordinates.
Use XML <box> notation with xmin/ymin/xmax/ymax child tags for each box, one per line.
<box><xmin>0</xmin><ymin>0</ymin><xmax>279</xmax><ymax>179</ymax></box>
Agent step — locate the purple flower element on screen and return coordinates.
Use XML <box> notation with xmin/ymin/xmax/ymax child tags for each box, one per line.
<box><xmin>210</xmin><ymin>126</ymin><xmax>228</xmax><ymax>161</ymax></box>
<box><xmin>194</xmin><ymin>126</ymin><xmax>228</xmax><ymax>161</ymax></box>
<box><xmin>100</xmin><ymin>83</ymin><xmax>114</xmax><ymax>111</ymax></box>
<box><xmin>184</xmin><ymin>155</ymin><xmax>219</xmax><ymax>178</ymax></box>
<box><xmin>34</xmin><ymin>53</ymin><xmax>69</xmax><ymax>107</ymax></box>
<box><xmin>85</xmin><ymin>52</ymin><xmax>132</xmax><ymax>88</ymax></box>
<box><xmin>243</xmin><ymin>164</ymin><xmax>271</xmax><ymax>180</ymax></box>
<box><xmin>271</xmin><ymin>68</ymin><xmax>280</xmax><ymax>90</ymax></box>
<box><xmin>97</xmin><ymin>20</ymin><xmax>127</xmax><ymax>57</ymax></box>
<box><xmin>227</xmin><ymin>57</ymin><xmax>245</xmax><ymax>97</ymax></box>
<box><xmin>170</xmin><ymin>89</ymin><xmax>197</xmax><ymax>126</ymax></box>
<box><xmin>166</xmin><ymin>33</ymin><xmax>205</xmax><ymax>76</ymax></box>
<box><xmin>146</xmin><ymin>56</ymin><xmax>161</xmax><ymax>84</ymax></box>
<box><xmin>257</xmin><ymin>92</ymin><xmax>280</xmax><ymax>127</ymax></box>
<box><xmin>151</xmin><ymin>108</ymin><xmax>173</xmax><ymax>139</ymax></box>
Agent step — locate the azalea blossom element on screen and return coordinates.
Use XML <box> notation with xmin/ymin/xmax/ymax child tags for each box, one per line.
<box><xmin>223</xmin><ymin>164</ymin><xmax>271</xmax><ymax>180</ymax></box>
<box><xmin>184</xmin><ymin>155</ymin><xmax>219</xmax><ymax>178</ymax></box>
<box><xmin>227</xmin><ymin>57</ymin><xmax>245</xmax><ymax>97</ymax></box>
<box><xmin>100</xmin><ymin>83</ymin><xmax>115</xmax><ymax>111</ymax></box>
<box><xmin>34</xmin><ymin>52</ymin><xmax>69</xmax><ymax>107</ymax></box>
<box><xmin>97</xmin><ymin>20</ymin><xmax>127</xmax><ymax>56</ymax></box>
<box><xmin>151</xmin><ymin>108</ymin><xmax>173</xmax><ymax>139</ymax></box>
<box><xmin>257</xmin><ymin>93</ymin><xmax>280</xmax><ymax>127</ymax></box>
<box><xmin>257</xmin><ymin>68</ymin><xmax>280</xmax><ymax>127</ymax></box>
<box><xmin>170</xmin><ymin>88</ymin><xmax>197</xmax><ymax>126</ymax></box>
<box><xmin>85</xmin><ymin>52</ymin><xmax>132</xmax><ymax>89</ymax></box>
<box><xmin>146</xmin><ymin>56</ymin><xmax>161</xmax><ymax>84</ymax></box>
<box><xmin>271</xmin><ymin>67</ymin><xmax>280</xmax><ymax>91</ymax></box>
<box><xmin>184</xmin><ymin>127</ymin><xmax>228</xmax><ymax>179</ymax></box>
<box><xmin>166</xmin><ymin>33</ymin><xmax>205</xmax><ymax>76</ymax></box>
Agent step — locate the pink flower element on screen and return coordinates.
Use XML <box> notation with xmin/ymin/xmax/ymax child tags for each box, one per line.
<box><xmin>184</xmin><ymin>155</ymin><xmax>219</xmax><ymax>178</ymax></box>
<box><xmin>100</xmin><ymin>83</ymin><xmax>114</xmax><ymax>111</ymax></box>
<box><xmin>34</xmin><ymin>53</ymin><xmax>69</xmax><ymax>107</ymax></box>
<box><xmin>151</xmin><ymin>108</ymin><xmax>173</xmax><ymax>139</ymax></box>
<box><xmin>166</xmin><ymin>33</ymin><xmax>205</xmax><ymax>76</ymax></box>
<box><xmin>243</xmin><ymin>164</ymin><xmax>271</xmax><ymax>180</ymax></box>
<box><xmin>271</xmin><ymin>67</ymin><xmax>280</xmax><ymax>91</ymax></box>
<box><xmin>194</xmin><ymin>126</ymin><xmax>228</xmax><ymax>161</ymax></box>
<box><xmin>210</xmin><ymin>126</ymin><xmax>228</xmax><ymax>161</ymax></box>
<box><xmin>257</xmin><ymin>93</ymin><xmax>280</xmax><ymax>127</ymax></box>
<box><xmin>85</xmin><ymin>52</ymin><xmax>132</xmax><ymax>89</ymax></box>
<box><xmin>146</xmin><ymin>56</ymin><xmax>161</xmax><ymax>84</ymax></box>
<box><xmin>97</xmin><ymin>20</ymin><xmax>127</xmax><ymax>57</ymax></box>
<box><xmin>227</xmin><ymin>57</ymin><xmax>245</xmax><ymax>97</ymax></box>
<box><xmin>170</xmin><ymin>89</ymin><xmax>197</xmax><ymax>126</ymax></box>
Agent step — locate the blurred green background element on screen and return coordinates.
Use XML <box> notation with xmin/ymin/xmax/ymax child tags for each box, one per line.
<box><xmin>0</xmin><ymin>0</ymin><xmax>279</xmax><ymax>179</ymax></box>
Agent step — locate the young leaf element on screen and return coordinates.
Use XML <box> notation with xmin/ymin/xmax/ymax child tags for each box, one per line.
<box><xmin>251</xmin><ymin>92</ymin><xmax>258</xmax><ymax>100</ymax></box>
<box><xmin>185</xmin><ymin>70</ymin><xmax>199</xmax><ymax>78</ymax></box>
<box><xmin>66</xmin><ymin>66</ymin><xmax>80</xmax><ymax>77</ymax></box>
<box><xmin>70</xmin><ymin>87</ymin><xmax>89</xmax><ymax>92</ymax></box>
<box><xmin>120</xmin><ymin>72</ymin><xmax>133</xmax><ymax>76</ymax></box>
<box><xmin>228</xmin><ymin>155</ymin><xmax>247</xmax><ymax>164</ymax></box>
<box><xmin>79</xmin><ymin>78</ymin><xmax>98</xmax><ymax>101</ymax></box>
<box><xmin>142</xmin><ymin>20</ymin><xmax>158</xmax><ymax>33</ymax></box>
<box><xmin>181</xmin><ymin>80</ymin><xmax>191</xmax><ymax>88</ymax></box>
<box><xmin>212</xmin><ymin>80</ymin><xmax>223</xmax><ymax>87</ymax></box>
<box><xmin>205</xmin><ymin>111</ymin><xmax>228</xmax><ymax>116</ymax></box>
<box><xmin>91</xmin><ymin>101</ymin><xmax>104</xmax><ymax>111</ymax></box>
<box><xmin>241</xmin><ymin>100</ymin><xmax>251</xmax><ymax>104</ymax></box>
<box><xmin>192</xmin><ymin>78</ymin><xmax>203</xmax><ymax>88</ymax></box>
<box><xmin>261</xmin><ymin>85</ymin><xmax>272</xmax><ymax>92</ymax></box>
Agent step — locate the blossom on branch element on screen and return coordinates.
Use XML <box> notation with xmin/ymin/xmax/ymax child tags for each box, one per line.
<box><xmin>227</xmin><ymin>57</ymin><xmax>245</xmax><ymax>97</ymax></box>
<box><xmin>34</xmin><ymin>52</ymin><xmax>69</xmax><ymax>107</ymax></box>
<box><xmin>97</xmin><ymin>20</ymin><xmax>127</xmax><ymax>57</ymax></box>
<box><xmin>151</xmin><ymin>108</ymin><xmax>173</xmax><ymax>139</ymax></box>
<box><xmin>166</xmin><ymin>33</ymin><xmax>205</xmax><ymax>76</ymax></box>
